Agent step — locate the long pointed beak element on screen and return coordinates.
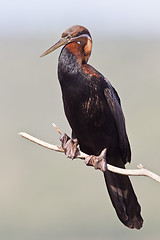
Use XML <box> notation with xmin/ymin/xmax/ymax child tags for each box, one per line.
<box><xmin>40</xmin><ymin>38</ymin><xmax>68</xmax><ymax>57</ymax></box>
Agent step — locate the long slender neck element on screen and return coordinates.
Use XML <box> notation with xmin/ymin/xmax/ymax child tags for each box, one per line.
<box><xmin>58</xmin><ymin>43</ymin><xmax>83</xmax><ymax>86</ymax></box>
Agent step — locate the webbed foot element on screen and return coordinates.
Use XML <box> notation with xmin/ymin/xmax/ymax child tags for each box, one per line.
<box><xmin>60</xmin><ymin>133</ymin><xmax>79</xmax><ymax>159</ymax></box>
<box><xmin>85</xmin><ymin>148</ymin><xmax>107</xmax><ymax>172</ymax></box>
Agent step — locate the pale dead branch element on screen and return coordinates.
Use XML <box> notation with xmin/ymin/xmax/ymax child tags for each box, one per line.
<box><xmin>19</xmin><ymin>123</ymin><xmax>160</xmax><ymax>183</ymax></box>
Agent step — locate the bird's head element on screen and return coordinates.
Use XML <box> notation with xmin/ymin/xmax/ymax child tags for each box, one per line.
<box><xmin>40</xmin><ymin>25</ymin><xmax>92</xmax><ymax>63</ymax></box>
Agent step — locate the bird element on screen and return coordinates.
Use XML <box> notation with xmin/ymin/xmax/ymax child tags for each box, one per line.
<box><xmin>40</xmin><ymin>25</ymin><xmax>143</xmax><ymax>229</ymax></box>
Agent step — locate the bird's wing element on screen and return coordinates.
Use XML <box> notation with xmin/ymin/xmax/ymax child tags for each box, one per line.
<box><xmin>104</xmin><ymin>78</ymin><xmax>131</xmax><ymax>163</ymax></box>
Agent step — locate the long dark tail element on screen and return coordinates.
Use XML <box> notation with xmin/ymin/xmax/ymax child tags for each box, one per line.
<box><xmin>104</xmin><ymin>159</ymin><xmax>143</xmax><ymax>229</ymax></box>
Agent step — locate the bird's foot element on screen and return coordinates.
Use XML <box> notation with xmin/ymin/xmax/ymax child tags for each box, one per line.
<box><xmin>60</xmin><ymin>133</ymin><xmax>80</xmax><ymax>159</ymax></box>
<box><xmin>85</xmin><ymin>148</ymin><xmax>107</xmax><ymax>172</ymax></box>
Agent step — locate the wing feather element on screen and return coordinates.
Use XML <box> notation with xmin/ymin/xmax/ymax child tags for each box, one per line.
<box><xmin>104</xmin><ymin>78</ymin><xmax>131</xmax><ymax>163</ymax></box>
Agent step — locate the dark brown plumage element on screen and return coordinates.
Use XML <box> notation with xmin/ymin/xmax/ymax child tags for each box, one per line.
<box><xmin>41</xmin><ymin>25</ymin><xmax>143</xmax><ymax>229</ymax></box>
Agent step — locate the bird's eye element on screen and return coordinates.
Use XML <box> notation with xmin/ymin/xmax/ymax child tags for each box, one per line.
<box><xmin>66</xmin><ymin>35</ymin><xmax>71</xmax><ymax>41</ymax></box>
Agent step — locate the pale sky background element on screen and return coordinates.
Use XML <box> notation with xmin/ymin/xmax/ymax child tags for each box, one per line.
<box><xmin>1</xmin><ymin>1</ymin><xmax>160</xmax><ymax>239</ymax></box>
<box><xmin>1</xmin><ymin>0</ymin><xmax>160</xmax><ymax>37</ymax></box>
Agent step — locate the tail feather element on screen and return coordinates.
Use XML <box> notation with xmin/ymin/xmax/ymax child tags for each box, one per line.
<box><xmin>104</xmin><ymin>160</ymin><xmax>143</xmax><ymax>229</ymax></box>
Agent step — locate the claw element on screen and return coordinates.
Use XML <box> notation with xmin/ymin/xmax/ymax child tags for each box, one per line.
<box><xmin>60</xmin><ymin>133</ymin><xmax>79</xmax><ymax>159</ymax></box>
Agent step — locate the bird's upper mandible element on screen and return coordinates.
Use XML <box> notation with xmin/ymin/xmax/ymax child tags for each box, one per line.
<box><xmin>40</xmin><ymin>25</ymin><xmax>92</xmax><ymax>64</ymax></box>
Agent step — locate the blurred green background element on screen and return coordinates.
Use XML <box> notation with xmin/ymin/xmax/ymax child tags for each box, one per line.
<box><xmin>1</xmin><ymin>1</ymin><xmax>160</xmax><ymax>239</ymax></box>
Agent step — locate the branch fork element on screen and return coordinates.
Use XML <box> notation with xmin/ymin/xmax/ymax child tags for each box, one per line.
<box><xmin>19</xmin><ymin>123</ymin><xmax>160</xmax><ymax>183</ymax></box>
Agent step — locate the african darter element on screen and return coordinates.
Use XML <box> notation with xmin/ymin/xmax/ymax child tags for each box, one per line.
<box><xmin>41</xmin><ymin>25</ymin><xmax>143</xmax><ymax>229</ymax></box>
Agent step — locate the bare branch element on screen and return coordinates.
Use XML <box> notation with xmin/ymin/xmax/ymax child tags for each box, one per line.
<box><xmin>19</xmin><ymin>132</ymin><xmax>63</xmax><ymax>152</ymax></box>
<box><xmin>19</xmin><ymin>125</ymin><xmax>160</xmax><ymax>183</ymax></box>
